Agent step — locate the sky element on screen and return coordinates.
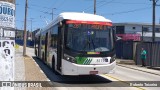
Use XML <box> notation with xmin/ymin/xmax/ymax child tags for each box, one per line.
<box><xmin>15</xmin><ymin>0</ymin><xmax>160</xmax><ymax>31</ymax></box>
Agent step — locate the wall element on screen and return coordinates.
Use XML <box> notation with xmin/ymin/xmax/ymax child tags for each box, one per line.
<box><xmin>136</xmin><ymin>42</ymin><xmax>160</xmax><ymax>67</ymax></box>
<box><xmin>125</xmin><ymin>24</ymin><xmax>142</xmax><ymax>33</ymax></box>
<box><xmin>116</xmin><ymin>40</ymin><xmax>133</xmax><ymax>60</ymax></box>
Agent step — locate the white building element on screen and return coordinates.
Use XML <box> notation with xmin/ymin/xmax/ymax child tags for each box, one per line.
<box><xmin>113</xmin><ymin>23</ymin><xmax>160</xmax><ymax>42</ymax></box>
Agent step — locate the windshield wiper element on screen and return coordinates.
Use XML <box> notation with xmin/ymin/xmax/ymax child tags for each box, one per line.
<box><xmin>91</xmin><ymin>36</ymin><xmax>96</xmax><ymax>52</ymax></box>
<box><xmin>82</xmin><ymin>35</ymin><xmax>96</xmax><ymax>52</ymax></box>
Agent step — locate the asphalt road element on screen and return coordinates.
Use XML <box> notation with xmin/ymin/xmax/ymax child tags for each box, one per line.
<box><xmin>26</xmin><ymin>47</ymin><xmax>160</xmax><ymax>90</ymax></box>
<box><xmin>32</xmin><ymin>56</ymin><xmax>159</xmax><ymax>90</ymax></box>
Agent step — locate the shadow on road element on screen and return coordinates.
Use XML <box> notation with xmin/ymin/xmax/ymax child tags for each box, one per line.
<box><xmin>32</xmin><ymin>56</ymin><xmax>116</xmax><ymax>87</ymax></box>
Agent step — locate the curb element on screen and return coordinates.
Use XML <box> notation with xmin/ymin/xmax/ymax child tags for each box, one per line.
<box><xmin>117</xmin><ymin>64</ymin><xmax>160</xmax><ymax>76</ymax></box>
<box><xmin>116</xmin><ymin>59</ymin><xmax>136</xmax><ymax>65</ymax></box>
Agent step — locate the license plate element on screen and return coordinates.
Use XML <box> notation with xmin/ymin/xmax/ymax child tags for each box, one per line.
<box><xmin>96</xmin><ymin>59</ymin><xmax>108</xmax><ymax>62</ymax></box>
<box><xmin>90</xmin><ymin>71</ymin><xmax>98</xmax><ymax>74</ymax></box>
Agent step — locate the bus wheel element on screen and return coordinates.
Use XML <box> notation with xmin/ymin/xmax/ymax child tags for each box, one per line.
<box><xmin>52</xmin><ymin>56</ymin><xmax>59</xmax><ymax>75</ymax></box>
<box><xmin>35</xmin><ymin>49</ymin><xmax>37</xmax><ymax>56</ymax></box>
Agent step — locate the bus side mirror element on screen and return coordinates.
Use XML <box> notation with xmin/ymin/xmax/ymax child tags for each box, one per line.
<box><xmin>112</xmin><ymin>26</ymin><xmax>122</xmax><ymax>41</ymax></box>
<box><xmin>112</xmin><ymin>27</ymin><xmax>118</xmax><ymax>41</ymax></box>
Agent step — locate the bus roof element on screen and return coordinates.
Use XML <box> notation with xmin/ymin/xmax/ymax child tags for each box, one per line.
<box><xmin>59</xmin><ymin>12</ymin><xmax>112</xmax><ymax>22</ymax></box>
<box><xmin>40</xmin><ymin>12</ymin><xmax>112</xmax><ymax>34</ymax></box>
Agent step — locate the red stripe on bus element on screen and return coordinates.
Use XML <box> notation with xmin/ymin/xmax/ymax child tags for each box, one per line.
<box><xmin>66</xmin><ymin>20</ymin><xmax>112</xmax><ymax>26</ymax></box>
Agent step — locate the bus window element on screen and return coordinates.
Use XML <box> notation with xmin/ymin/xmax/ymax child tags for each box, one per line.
<box><xmin>51</xmin><ymin>25</ymin><xmax>58</xmax><ymax>48</ymax></box>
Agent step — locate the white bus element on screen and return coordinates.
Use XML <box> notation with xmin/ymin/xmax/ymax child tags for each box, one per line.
<box><xmin>35</xmin><ymin>12</ymin><xmax>116</xmax><ymax>75</ymax></box>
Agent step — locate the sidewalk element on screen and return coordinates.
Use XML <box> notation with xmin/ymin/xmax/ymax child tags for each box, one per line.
<box><xmin>116</xmin><ymin>59</ymin><xmax>160</xmax><ymax>76</ymax></box>
<box><xmin>15</xmin><ymin>46</ymin><xmax>54</xmax><ymax>90</ymax></box>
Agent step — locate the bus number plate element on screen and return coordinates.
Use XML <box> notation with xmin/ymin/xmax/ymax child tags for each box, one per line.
<box><xmin>96</xmin><ymin>58</ymin><xmax>108</xmax><ymax>62</ymax></box>
<box><xmin>90</xmin><ymin>71</ymin><xmax>98</xmax><ymax>74</ymax></box>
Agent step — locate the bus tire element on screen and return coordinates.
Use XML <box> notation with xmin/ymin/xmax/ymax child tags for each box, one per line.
<box><xmin>52</xmin><ymin>56</ymin><xmax>59</xmax><ymax>75</ymax></box>
<box><xmin>35</xmin><ymin>49</ymin><xmax>37</xmax><ymax>56</ymax></box>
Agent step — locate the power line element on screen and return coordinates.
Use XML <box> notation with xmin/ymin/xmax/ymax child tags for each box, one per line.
<box><xmin>29</xmin><ymin>4</ymin><xmax>53</xmax><ymax>10</ymax></box>
<box><xmin>109</xmin><ymin>2</ymin><xmax>151</xmax><ymax>5</ymax></box>
<box><xmin>84</xmin><ymin>0</ymin><xmax>109</xmax><ymax>11</ymax></box>
<box><xmin>49</xmin><ymin>0</ymin><xmax>59</xmax><ymax>8</ymax></box>
<box><xmin>89</xmin><ymin>0</ymin><xmax>113</xmax><ymax>14</ymax></box>
<box><xmin>23</xmin><ymin>2</ymin><xmax>59</xmax><ymax>20</ymax></box>
<box><xmin>43</xmin><ymin>0</ymin><xmax>65</xmax><ymax>15</ymax></box>
<box><xmin>84</xmin><ymin>0</ymin><xmax>152</xmax><ymax>13</ymax></box>
<box><xmin>96</xmin><ymin>0</ymin><xmax>115</xmax><ymax>9</ymax></box>
<box><xmin>38</xmin><ymin>0</ymin><xmax>65</xmax><ymax>19</ymax></box>
<box><xmin>101</xmin><ymin>6</ymin><xmax>152</xmax><ymax>15</ymax></box>
<box><xmin>55</xmin><ymin>0</ymin><xmax>65</xmax><ymax>9</ymax></box>
<box><xmin>28</xmin><ymin>7</ymin><xmax>58</xmax><ymax>15</ymax></box>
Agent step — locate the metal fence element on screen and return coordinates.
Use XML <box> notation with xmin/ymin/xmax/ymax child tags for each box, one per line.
<box><xmin>116</xmin><ymin>40</ymin><xmax>133</xmax><ymax>60</ymax></box>
<box><xmin>135</xmin><ymin>42</ymin><xmax>160</xmax><ymax>67</ymax></box>
<box><xmin>15</xmin><ymin>39</ymin><xmax>34</xmax><ymax>47</ymax></box>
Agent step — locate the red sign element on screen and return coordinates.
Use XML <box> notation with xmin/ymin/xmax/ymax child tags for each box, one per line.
<box><xmin>116</xmin><ymin>34</ymin><xmax>141</xmax><ymax>41</ymax></box>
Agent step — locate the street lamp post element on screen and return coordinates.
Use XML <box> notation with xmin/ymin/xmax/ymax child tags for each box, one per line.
<box><xmin>51</xmin><ymin>8</ymin><xmax>56</xmax><ymax>20</ymax></box>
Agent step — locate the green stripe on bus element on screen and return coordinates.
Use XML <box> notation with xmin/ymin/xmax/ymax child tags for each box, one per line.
<box><xmin>76</xmin><ymin>57</ymin><xmax>87</xmax><ymax>64</ymax></box>
<box><xmin>88</xmin><ymin>59</ymin><xmax>92</xmax><ymax>64</ymax></box>
<box><xmin>83</xmin><ymin>59</ymin><xmax>92</xmax><ymax>65</ymax></box>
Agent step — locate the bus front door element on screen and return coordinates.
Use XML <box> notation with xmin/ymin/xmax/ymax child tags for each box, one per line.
<box><xmin>57</xmin><ymin>26</ymin><xmax>63</xmax><ymax>72</ymax></box>
<box><xmin>45</xmin><ymin>32</ymin><xmax>48</xmax><ymax>63</ymax></box>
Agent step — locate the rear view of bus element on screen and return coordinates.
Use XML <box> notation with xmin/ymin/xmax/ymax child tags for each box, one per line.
<box><xmin>60</xmin><ymin>12</ymin><xmax>116</xmax><ymax>75</ymax></box>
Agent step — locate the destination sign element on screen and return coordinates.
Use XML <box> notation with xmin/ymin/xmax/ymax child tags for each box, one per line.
<box><xmin>71</xmin><ymin>24</ymin><xmax>107</xmax><ymax>30</ymax></box>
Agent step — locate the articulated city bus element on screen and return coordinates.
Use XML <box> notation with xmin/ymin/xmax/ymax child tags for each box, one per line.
<box><xmin>35</xmin><ymin>12</ymin><xmax>116</xmax><ymax>75</ymax></box>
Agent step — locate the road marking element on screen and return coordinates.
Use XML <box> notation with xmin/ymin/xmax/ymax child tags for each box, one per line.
<box><xmin>35</xmin><ymin>63</ymin><xmax>39</xmax><ymax>67</ymax></box>
<box><xmin>117</xmin><ymin>64</ymin><xmax>160</xmax><ymax>76</ymax></box>
<box><xmin>101</xmin><ymin>74</ymin><xmax>145</xmax><ymax>90</ymax></box>
<box><xmin>47</xmin><ymin>79</ymin><xmax>50</xmax><ymax>81</ymax></box>
<box><xmin>40</xmin><ymin>70</ymin><xmax>44</xmax><ymax>74</ymax></box>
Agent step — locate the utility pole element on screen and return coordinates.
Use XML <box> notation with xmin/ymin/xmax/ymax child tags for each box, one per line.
<box><xmin>142</xmin><ymin>26</ymin><xmax>144</xmax><ymax>41</ymax></box>
<box><xmin>94</xmin><ymin>0</ymin><xmax>96</xmax><ymax>14</ymax></box>
<box><xmin>150</xmin><ymin>0</ymin><xmax>159</xmax><ymax>67</ymax></box>
<box><xmin>23</xmin><ymin>0</ymin><xmax>28</xmax><ymax>56</ymax></box>
<box><xmin>151</xmin><ymin>0</ymin><xmax>159</xmax><ymax>42</ymax></box>
<box><xmin>152</xmin><ymin>0</ymin><xmax>156</xmax><ymax>42</ymax></box>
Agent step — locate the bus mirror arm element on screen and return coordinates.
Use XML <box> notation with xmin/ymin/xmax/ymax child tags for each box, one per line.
<box><xmin>112</xmin><ymin>28</ymin><xmax>121</xmax><ymax>41</ymax></box>
<box><xmin>59</xmin><ymin>21</ymin><xmax>63</xmax><ymax>27</ymax></box>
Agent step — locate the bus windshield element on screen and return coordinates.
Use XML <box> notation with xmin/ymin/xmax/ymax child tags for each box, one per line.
<box><xmin>66</xmin><ymin>23</ymin><xmax>114</xmax><ymax>52</ymax></box>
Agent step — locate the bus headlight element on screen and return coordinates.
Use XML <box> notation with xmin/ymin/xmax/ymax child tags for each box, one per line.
<box><xmin>64</xmin><ymin>55</ymin><xmax>76</xmax><ymax>63</ymax></box>
<box><xmin>110</xmin><ymin>55</ymin><xmax>116</xmax><ymax>63</ymax></box>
